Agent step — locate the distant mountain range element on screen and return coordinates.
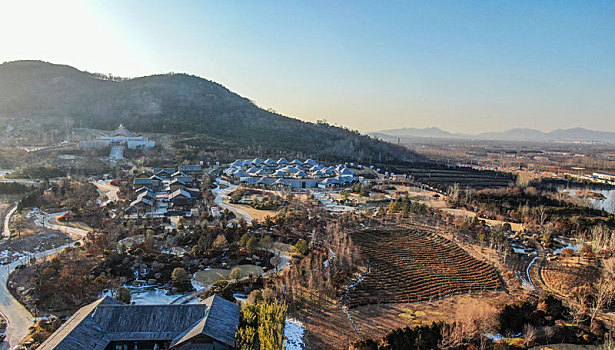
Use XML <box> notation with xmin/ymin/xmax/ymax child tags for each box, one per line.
<box><xmin>0</xmin><ymin>60</ymin><xmax>421</xmax><ymax>162</ymax></box>
<box><xmin>371</xmin><ymin>127</ymin><xmax>615</xmax><ymax>143</ymax></box>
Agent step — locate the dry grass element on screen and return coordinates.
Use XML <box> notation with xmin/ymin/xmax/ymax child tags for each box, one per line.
<box><xmin>223</xmin><ymin>200</ymin><xmax>277</xmax><ymax>221</ymax></box>
<box><xmin>193</xmin><ymin>264</ymin><xmax>264</xmax><ymax>286</ymax></box>
<box><xmin>292</xmin><ymin>294</ymin><xmax>359</xmax><ymax>349</ymax></box>
<box><xmin>542</xmin><ymin>258</ymin><xmax>600</xmax><ymax>297</ymax></box>
<box><xmin>295</xmin><ymin>290</ymin><xmax>519</xmax><ymax>349</ymax></box>
<box><xmin>348</xmin><ymin>290</ymin><xmax>514</xmax><ymax>342</ymax></box>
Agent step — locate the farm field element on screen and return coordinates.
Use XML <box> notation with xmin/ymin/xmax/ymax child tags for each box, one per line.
<box><xmin>345</xmin><ymin>227</ymin><xmax>502</xmax><ymax>308</ymax></box>
<box><xmin>390</xmin><ymin>164</ymin><xmax>513</xmax><ymax>189</ymax></box>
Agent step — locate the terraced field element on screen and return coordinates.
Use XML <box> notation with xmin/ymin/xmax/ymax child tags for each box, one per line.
<box><xmin>389</xmin><ymin>163</ymin><xmax>512</xmax><ymax>189</ymax></box>
<box><xmin>345</xmin><ymin>228</ymin><xmax>502</xmax><ymax>308</ymax></box>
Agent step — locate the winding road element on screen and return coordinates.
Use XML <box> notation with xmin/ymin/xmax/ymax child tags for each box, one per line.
<box><xmin>0</xmin><ymin>179</ymin><xmax>113</xmax><ymax>349</ymax></box>
<box><xmin>0</xmin><ymin>242</ymin><xmax>78</xmax><ymax>350</ymax></box>
<box><xmin>94</xmin><ymin>180</ymin><xmax>120</xmax><ymax>204</ymax></box>
<box><xmin>2</xmin><ymin>204</ymin><xmax>17</xmax><ymax>240</ymax></box>
<box><xmin>212</xmin><ymin>178</ymin><xmax>253</xmax><ymax>222</ymax></box>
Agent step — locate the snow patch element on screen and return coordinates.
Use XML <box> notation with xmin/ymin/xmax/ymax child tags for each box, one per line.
<box><xmin>554</xmin><ymin>243</ymin><xmax>579</xmax><ymax>255</ymax></box>
<box><xmin>485</xmin><ymin>333</ymin><xmax>505</xmax><ymax>341</ymax></box>
<box><xmin>513</xmin><ymin>248</ymin><xmax>527</xmax><ymax>254</ymax></box>
<box><xmin>284</xmin><ymin>318</ymin><xmax>305</xmax><ymax>350</ymax></box>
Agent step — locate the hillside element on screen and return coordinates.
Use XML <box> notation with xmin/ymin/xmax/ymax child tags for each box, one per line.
<box><xmin>0</xmin><ymin>60</ymin><xmax>420</xmax><ymax>162</ymax></box>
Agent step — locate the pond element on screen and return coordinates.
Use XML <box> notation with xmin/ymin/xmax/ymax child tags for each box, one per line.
<box><xmin>566</xmin><ymin>188</ymin><xmax>615</xmax><ymax>215</ymax></box>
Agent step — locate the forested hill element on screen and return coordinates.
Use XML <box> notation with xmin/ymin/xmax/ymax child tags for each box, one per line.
<box><xmin>0</xmin><ymin>60</ymin><xmax>421</xmax><ymax>162</ymax></box>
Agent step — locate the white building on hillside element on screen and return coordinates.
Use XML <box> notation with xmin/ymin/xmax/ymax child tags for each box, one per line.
<box><xmin>81</xmin><ymin>124</ymin><xmax>155</xmax><ymax>150</ymax></box>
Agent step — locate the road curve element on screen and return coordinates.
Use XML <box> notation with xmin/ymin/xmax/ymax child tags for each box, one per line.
<box><xmin>0</xmin><ymin>241</ymin><xmax>79</xmax><ymax>350</ymax></box>
<box><xmin>212</xmin><ymin>178</ymin><xmax>253</xmax><ymax>222</ymax></box>
<box><xmin>0</xmin><ymin>180</ymin><xmax>115</xmax><ymax>348</ymax></box>
<box><xmin>93</xmin><ymin>180</ymin><xmax>120</xmax><ymax>204</ymax></box>
<box><xmin>2</xmin><ymin>204</ymin><xmax>17</xmax><ymax>240</ymax></box>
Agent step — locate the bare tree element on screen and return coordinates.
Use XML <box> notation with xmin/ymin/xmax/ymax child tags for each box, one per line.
<box><xmin>535</xmin><ymin>205</ymin><xmax>548</xmax><ymax>227</ymax></box>
<box><xmin>439</xmin><ymin>323</ymin><xmax>464</xmax><ymax>349</ymax></box>
<box><xmin>590</xmin><ymin>225</ymin><xmax>615</xmax><ymax>254</ymax></box>
<box><xmin>447</xmin><ymin>183</ymin><xmax>460</xmax><ymax>205</ymax></box>
<box><xmin>11</xmin><ymin>215</ymin><xmax>28</xmax><ymax>239</ymax></box>
<box><xmin>589</xmin><ymin>270</ymin><xmax>615</xmax><ymax>326</ymax></box>
<box><xmin>554</xmin><ymin>186</ymin><xmax>568</xmax><ymax>205</ymax></box>
<box><xmin>544</xmin><ymin>326</ymin><xmax>556</xmax><ymax>344</ymax></box>
<box><xmin>570</xmin><ymin>285</ymin><xmax>590</xmax><ymax>325</ymax></box>
<box><xmin>601</xmin><ymin>331</ymin><xmax>615</xmax><ymax>350</ymax></box>
<box><xmin>523</xmin><ymin>324</ymin><xmax>537</xmax><ymax>347</ymax></box>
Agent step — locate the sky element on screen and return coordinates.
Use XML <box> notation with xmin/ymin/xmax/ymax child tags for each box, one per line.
<box><xmin>0</xmin><ymin>0</ymin><xmax>614</xmax><ymax>133</ymax></box>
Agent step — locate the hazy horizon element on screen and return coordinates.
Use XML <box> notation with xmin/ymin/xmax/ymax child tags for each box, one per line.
<box><xmin>1</xmin><ymin>0</ymin><xmax>613</xmax><ymax>134</ymax></box>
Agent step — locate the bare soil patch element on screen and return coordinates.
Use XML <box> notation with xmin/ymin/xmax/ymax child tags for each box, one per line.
<box><xmin>0</xmin><ymin>230</ymin><xmax>72</xmax><ymax>264</ymax></box>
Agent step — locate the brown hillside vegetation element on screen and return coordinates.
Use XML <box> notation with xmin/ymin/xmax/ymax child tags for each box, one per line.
<box><xmin>0</xmin><ymin>60</ymin><xmax>421</xmax><ymax>163</ymax></box>
<box><xmin>542</xmin><ymin>258</ymin><xmax>601</xmax><ymax>297</ymax></box>
<box><xmin>345</xmin><ymin>228</ymin><xmax>502</xmax><ymax>307</ymax></box>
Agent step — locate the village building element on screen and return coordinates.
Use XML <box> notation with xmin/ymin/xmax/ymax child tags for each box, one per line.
<box><xmin>38</xmin><ymin>295</ymin><xmax>240</xmax><ymax>350</ymax></box>
<box><xmin>593</xmin><ymin>172</ymin><xmax>615</xmax><ymax>184</ymax></box>
<box><xmin>224</xmin><ymin>158</ymin><xmax>357</xmax><ymax>189</ymax></box>
<box><xmin>81</xmin><ymin>124</ymin><xmax>155</xmax><ymax>150</ymax></box>
<box><xmin>128</xmin><ymin>165</ymin><xmax>203</xmax><ymax>218</ymax></box>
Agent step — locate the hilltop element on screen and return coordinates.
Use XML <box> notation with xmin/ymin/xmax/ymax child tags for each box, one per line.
<box><xmin>0</xmin><ymin>60</ymin><xmax>420</xmax><ymax>162</ymax></box>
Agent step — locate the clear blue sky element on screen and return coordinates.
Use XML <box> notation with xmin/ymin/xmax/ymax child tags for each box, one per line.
<box><xmin>1</xmin><ymin>0</ymin><xmax>613</xmax><ymax>133</ymax></box>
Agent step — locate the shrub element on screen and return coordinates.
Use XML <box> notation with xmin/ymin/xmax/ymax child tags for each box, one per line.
<box><xmin>230</xmin><ymin>267</ymin><xmax>242</xmax><ymax>281</ymax></box>
<box><xmin>292</xmin><ymin>239</ymin><xmax>309</xmax><ymax>256</ymax></box>
<box><xmin>116</xmin><ymin>287</ymin><xmax>131</xmax><ymax>304</ymax></box>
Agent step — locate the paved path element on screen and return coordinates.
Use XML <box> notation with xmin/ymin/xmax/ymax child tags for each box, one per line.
<box><xmin>2</xmin><ymin>204</ymin><xmax>17</xmax><ymax>240</ymax></box>
<box><xmin>94</xmin><ymin>180</ymin><xmax>120</xmax><ymax>204</ymax></box>
<box><xmin>212</xmin><ymin>178</ymin><xmax>253</xmax><ymax>222</ymax></box>
<box><xmin>0</xmin><ymin>240</ymin><xmax>81</xmax><ymax>350</ymax></box>
<box><xmin>312</xmin><ymin>191</ymin><xmax>355</xmax><ymax>212</ymax></box>
<box><xmin>29</xmin><ymin>212</ymin><xmax>90</xmax><ymax>240</ymax></box>
<box><xmin>0</xmin><ymin>180</ymin><xmax>116</xmax><ymax>348</ymax></box>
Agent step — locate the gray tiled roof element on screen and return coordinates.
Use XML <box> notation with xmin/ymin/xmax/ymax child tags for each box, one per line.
<box><xmin>38</xmin><ymin>295</ymin><xmax>239</xmax><ymax>350</ymax></box>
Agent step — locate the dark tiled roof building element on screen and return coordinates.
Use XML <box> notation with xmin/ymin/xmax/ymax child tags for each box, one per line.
<box><xmin>39</xmin><ymin>295</ymin><xmax>240</xmax><ymax>350</ymax></box>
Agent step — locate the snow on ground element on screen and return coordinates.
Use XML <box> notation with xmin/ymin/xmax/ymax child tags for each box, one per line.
<box><xmin>485</xmin><ymin>333</ymin><xmax>505</xmax><ymax>341</ymax></box>
<box><xmin>99</xmin><ymin>289</ymin><xmax>114</xmax><ymax>298</ymax></box>
<box><xmin>101</xmin><ymin>285</ymin><xmax>190</xmax><ymax>305</ymax></box>
<box><xmin>554</xmin><ymin>243</ymin><xmax>579</xmax><ymax>255</ymax></box>
<box><xmin>0</xmin><ymin>250</ymin><xmax>25</xmax><ymax>260</ymax></box>
<box><xmin>129</xmin><ymin>287</ymin><xmax>183</xmax><ymax>305</ymax></box>
<box><xmin>161</xmin><ymin>247</ymin><xmax>188</xmax><ymax>257</ymax></box>
<box><xmin>283</xmin><ymin>318</ymin><xmax>305</xmax><ymax>350</ymax></box>
<box><xmin>525</xmin><ymin>256</ymin><xmax>538</xmax><ymax>290</ymax></box>
<box><xmin>191</xmin><ymin>272</ymin><xmax>207</xmax><ymax>291</ymax></box>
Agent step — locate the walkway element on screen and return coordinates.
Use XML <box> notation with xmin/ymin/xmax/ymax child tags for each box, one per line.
<box><xmin>0</xmin><ymin>179</ymin><xmax>116</xmax><ymax>348</ymax></box>
<box><xmin>212</xmin><ymin>178</ymin><xmax>253</xmax><ymax>222</ymax></box>
<box><xmin>94</xmin><ymin>180</ymin><xmax>120</xmax><ymax>204</ymax></box>
<box><xmin>2</xmin><ymin>204</ymin><xmax>17</xmax><ymax>240</ymax></box>
<box><xmin>0</xmin><ymin>242</ymin><xmax>78</xmax><ymax>350</ymax></box>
